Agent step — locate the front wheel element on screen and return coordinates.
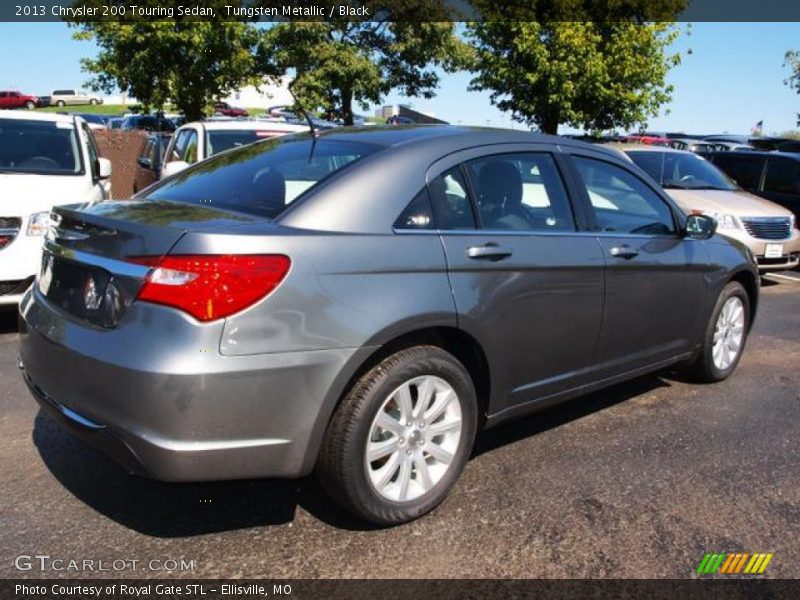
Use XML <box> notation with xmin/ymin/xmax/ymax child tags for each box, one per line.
<box><xmin>56</xmin><ymin>100</ymin><xmax>65</xmax><ymax>107</ymax></box>
<box><xmin>25</xmin><ymin>101</ymin><xmax>35</xmax><ymax>110</ymax></box>
<box><xmin>687</xmin><ymin>281</ymin><xmax>750</xmax><ymax>383</ymax></box>
<box><xmin>89</xmin><ymin>99</ymin><xmax>98</xmax><ymax>105</ymax></box>
<box><xmin>318</xmin><ymin>346</ymin><xmax>477</xmax><ymax>525</ymax></box>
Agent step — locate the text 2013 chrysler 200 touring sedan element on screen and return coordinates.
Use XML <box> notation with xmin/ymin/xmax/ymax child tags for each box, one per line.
<box><xmin>19</xmin><ymin>127</ymin><xmax>758</xmax><ymax>525</ymax></box>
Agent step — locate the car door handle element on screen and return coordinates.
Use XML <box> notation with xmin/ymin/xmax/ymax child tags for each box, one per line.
<box><xmin>609</xmin><ymin>245</ymin><xmax>639</xmax><ymax>259</ymax></box>
<box><xmin>467</xmin><ymin>243</ymin><xmax>513</xmax><ymax>261</ymax></box>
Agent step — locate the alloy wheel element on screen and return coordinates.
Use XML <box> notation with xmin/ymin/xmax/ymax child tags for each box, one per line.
<box><xmin>365</xmin><ymin>375</ymin><xmax>462</xmax><ymax>502</ymax></box>
<box><xmin>712</xmin><ymin>296</ymin><xmax>745</xmax><ymax>371</ymax></box>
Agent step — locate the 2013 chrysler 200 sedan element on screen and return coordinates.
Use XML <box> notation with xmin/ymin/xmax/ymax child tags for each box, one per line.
<box><xmin>19</xmin><ymin>127</ymin><xmax>758</xmax><ymax>525</ymax></box>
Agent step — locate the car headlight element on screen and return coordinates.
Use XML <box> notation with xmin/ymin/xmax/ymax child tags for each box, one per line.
<box><xmin>705</xmin><ymin>212</ymin><xmax>738</xmax><ymax>229</ymax></box>
<box><xmin>26</xmin><ymin>211</ymin><xmax>51</xmax><ymax>236</ymax></box>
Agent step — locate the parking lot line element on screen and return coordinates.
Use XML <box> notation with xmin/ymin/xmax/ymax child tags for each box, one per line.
<box><xmin>765</xmin><ymin>273</ymin><xmax>800</xmax><ymax>283</ymax></box>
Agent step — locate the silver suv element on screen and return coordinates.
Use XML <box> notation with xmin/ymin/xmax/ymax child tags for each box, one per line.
<box><xmin>19</xmin><ymin>127</ymin><xmax>758</xmax><ymax>525</ymax></box>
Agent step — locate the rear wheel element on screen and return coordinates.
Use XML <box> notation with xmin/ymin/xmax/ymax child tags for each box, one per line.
<box><xmin>56</xmin><ymin>100</ymin><xmax>65</xmax><ymax>107</ymax></box>
<box><xmin>687</xmin><ymin>281</ymin><xmax>750</xmax><ymax>382</ymax></box>
<box><xmin>318</xmin><ymin>346</ymin><xmax>477</xmax><ymax>525</ymax></box>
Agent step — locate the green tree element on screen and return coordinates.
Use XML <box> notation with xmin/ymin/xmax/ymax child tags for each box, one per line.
<box><xmin>784</xmin><ymin>50</ymin><xmax>800</xmax><ymax>125</ymax></box>
<box><xmin>262</xmin><ymin>13</ymin><xmax>470</xmax><ymax>125</ymax></box>
<box><xmin>466</xmin><ymin>4</ymin><xmax>685</xmax><ymax>134</ymax></box>
<box><xmin>71</xmin><ymin>2</ymin><xmax>266</xmax><ymax>121</ymax></box>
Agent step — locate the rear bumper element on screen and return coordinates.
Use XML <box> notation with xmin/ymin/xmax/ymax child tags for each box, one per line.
<box><xmin>19</xmin><ymin>289</ymin><xmax>369</xmax><ymax>482</ymax></box>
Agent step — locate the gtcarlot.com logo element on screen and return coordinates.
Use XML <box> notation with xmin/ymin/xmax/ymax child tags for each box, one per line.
<box><xmin>14</xmin><ymin>554</ymin><xmax>196</xmax><ymax>572</ymax></box>
<box><xmin>696</xmin><ymin>552</ymin><xmax>773</xmax><ymax>575</ymax></box>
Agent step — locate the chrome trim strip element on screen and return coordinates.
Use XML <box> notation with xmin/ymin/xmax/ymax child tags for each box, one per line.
<box><xmin>43</xmin><ymin>240</ymin><xmax>151</xmax><ymax>278</ymax></box>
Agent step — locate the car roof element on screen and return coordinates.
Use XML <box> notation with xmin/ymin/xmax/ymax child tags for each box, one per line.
<box><xmin>708</xmin><ymin>150</ymin><xmax>800</xmax><ymax>160</ymax></box>
<box><xmin>183</xmin><ymin>120</ymin><xmax>309</xmax><ymax>132</ymax></box>
<box><xmin>0</xmin><ymin>110</ymin><xmax>76</xmax><ymax>124</ymax></box>
<box><xmin>301</xmin><ymin>124</ymin><xmax>623</xmax><ymax>159</ymax></box>
<box><xmin>605</xmin><ymin>142</ymin><xmax>687</xmax><ymax>154</ymax></box>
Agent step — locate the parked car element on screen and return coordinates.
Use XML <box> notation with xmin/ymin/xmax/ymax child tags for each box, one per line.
<box><xmin>120</xmin><ymin>114</ymin><xmax>176</xmax><ymax>133</ymax></box>
<box><xmin>160</xmin><ymin>119</ymin><xmax>308</xmax><ymax>179</ymax></box>
<box><xmin>0</xmin><ymin>111</ymin><xmax>111</xmax><ymax>306</ymax></box>
<box><xmin>213</xmin><ymin>102</ymin><xmax>249</xmax><ymax>117</ymax></box>
<box><xmin>49</xmin><ymin>89</ymin><xmax>103</xmax><ymax>107</ymax></box>
<box><xmin>705</xmin><ymin>151</ymin><xmax>800</xmax><ymax>225</ymax></box>
<box><xmin>668</xmin><ymin>138</ymin><xmax>722</xmax><ymax>154</ymax></box>
<box><xmin>387</xmin><ymin>115</ymin><xmax>415</xmax><ymax>125</ymax></box>
<box><xmin>133</xmin><ymin>133</ymin><xmax>172</xmax><ymax>194</ymax></box>
<box><xmin>19</xmin><ymin>127</ymin><xmax>758</xmax><ymax>525</ymax></box>
<box><xmin>708</xmin><ymin>141</ymin><xmax>756</xmax><ymax>152</ymax></box>
<box><xmin>0</xmin><ymin>90</ymin><xmax>41</xmax><ymax>110</ymax></box>
<box><xmin>621</xmin><ymin>146</ymin><xmax>800</xmax><ymax>272</ymax></box>
<box><xmin>702</xmin><ymin>135</ymin><xmax>786</xmax><ymax>152</ymax></box>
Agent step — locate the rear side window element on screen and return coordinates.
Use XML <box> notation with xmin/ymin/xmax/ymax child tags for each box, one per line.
<box><xmin>146</xmin><ymin>138</ymin><xmax>379</xmax><ymax>219</ymax></box>
<box><xmin>428</xmin><ymin>166</ymin><xmax>476</xmax><ymax>230</ymax></box>
<box><xmin>764</xmin><ymin>158</ymin><xmax>800</xmax><ymax>195</ymax></box>
<box><xmin>573</xmin><ymin>157</ymin><xmax>675</xmax><ymax>235</ymax></box>
<box><xmin>712</xmin><ymin>154</ymin><xmax>765</xmax><ymax>190</ymax></box>
<box><xmin>394</xmin><ymin>189</ymin><xmax>435</xmax><ymax>230</ymax></box>
<box><xmin>464</xmin><ymin>153</ymin><xmax>574</xmax><ymax>231</ymax></box>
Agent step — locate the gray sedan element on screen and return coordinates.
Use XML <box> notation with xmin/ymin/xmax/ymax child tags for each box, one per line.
<box><xmin>19</xmin><ymin>126</ymin><xmax>758</xmax><ymax>525</ymax></box>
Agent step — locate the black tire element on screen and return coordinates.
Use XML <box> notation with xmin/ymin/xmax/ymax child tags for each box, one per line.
<box><xmin>89</xmin><ymin>99</ymin><xmax>98</xmax><ymax>105</ymax></box>
<box><xmin>56</xmin><ymin>100</ymin><xmax>65</xmax><ymax>107</ymax></box>
<box><xmin>318</xmin><ymin>345</ymin><xmax>478</xmax><ymax>525</ymax></box>
<box><xmin>686</xmin><ymin>281</ymin><xmax>750</xmax><ymax>383</ymax></box>
<box><xmin>25</xmin><ymin>101</ymin><xmax>35</xmax><ymax>110</ymax></box>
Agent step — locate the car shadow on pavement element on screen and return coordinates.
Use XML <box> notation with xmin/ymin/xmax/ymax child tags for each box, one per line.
<box><xmin>33</xmin><ymin>372</ymin><xmax>674</xmax><ymax>536</ymax></box>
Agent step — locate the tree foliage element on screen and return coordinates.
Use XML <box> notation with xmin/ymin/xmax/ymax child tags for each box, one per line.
<box><xmin>784</xmin><ymin>50</ymin><xmax>800</xmax><ymax>126</ymax></box>
<box><xmin>261</xmin><ymin>7</ymin><xmax>470</xmax><ymax>125</ymax></box>
<box><xmin>466</xmin><ymin>2</ymin><xmax>685</xmax><ymax>134</ymax></box>
<box><xmin>71</xmin><ymin>1</ymin><xmax>266</xmax><ymax>121</ymax></box>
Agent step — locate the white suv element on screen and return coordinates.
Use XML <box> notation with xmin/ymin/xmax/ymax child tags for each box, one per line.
<box><xmin>161</xmin><ymin>119</ymin><xmax>308</xmax><ymax>179</ymax></box>
<box><xmin>0</xmin><ymin>111</ymin><xmax>111</xmax><ymax>306</ymax></box>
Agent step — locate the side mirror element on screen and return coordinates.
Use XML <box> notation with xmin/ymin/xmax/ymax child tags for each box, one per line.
<box><xmin>685</xmin><ymin>214</ymin><xmax>717</xmax><ymax>240</ymax></box>
<box><xmin>97</xmin><ymin>157</ymin><xmax>112</xmax><ymax>180</ymax></box>
<box><xmin>137</xmin><ymin>156</ymin><xmax>152</xmax><ymax>169</ymax></box>
<box><xmin>161</xmin><ymin>160</ymin><xmax>189</xmax><ymax>179</ymax></box>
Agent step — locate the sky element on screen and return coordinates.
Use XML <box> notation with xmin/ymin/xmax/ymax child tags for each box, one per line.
<box><xmin>1</xmin><ymin>21</ymin><xmax>799</xmax><ymax>135</ymax></box>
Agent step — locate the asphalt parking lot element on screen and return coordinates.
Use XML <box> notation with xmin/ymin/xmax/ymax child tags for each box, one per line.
<box><xmin>0</xmin><ymin>272</ymin><xmax>798</xmax><ymax>580</ymax></box>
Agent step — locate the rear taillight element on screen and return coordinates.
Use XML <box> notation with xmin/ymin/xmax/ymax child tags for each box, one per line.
<box><xmin>128</xmin><ymin>255</ymin><xmax>290</xmax><ymax>321</ymax></box>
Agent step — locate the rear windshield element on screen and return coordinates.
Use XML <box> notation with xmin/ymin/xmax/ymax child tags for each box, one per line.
<box><xmin>145</xmin><ymin>137</ymin><xmax>380</xmax><ymax>218</ymax></box>
<box><xmin>0</xmin><ymin>118</ymin><xmax>82</xmax><ymax>175</ymax></box>
<box><xmin>206</xmin><ymin>130</ymin><xmax>278</xmax><ymax>156</ymax></box>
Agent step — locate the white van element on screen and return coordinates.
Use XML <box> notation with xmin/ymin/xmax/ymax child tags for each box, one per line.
<box><xmin>0</xmin><ymin>111</ymin><xmax>111</xmax><ymax>306</ymax></box>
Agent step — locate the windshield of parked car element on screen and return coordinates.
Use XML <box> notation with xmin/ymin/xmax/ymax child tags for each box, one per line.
<box><xmin>627</xmin><ymin>151</ymin><xmax>737</xmax><ymax>191</ymax></box>
<box><xmin>0</xmin><ymin>118</ymin><xmax>81</xmax><ymax>175</ymax></box>
<box><xmin>205</xmin><ymin>130</ymin><xmax>283</xmax><ymax>156</ymax></box>
<box><xmin>144</xmin><ymin>137</ymin><xmax>381</xmax><ymax>218</ymax></box>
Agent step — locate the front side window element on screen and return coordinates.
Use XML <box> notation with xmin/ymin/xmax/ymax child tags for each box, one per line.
<box><xmin>145</xmin><ymin>138</ymin><xmax>379</xmax><ymax>219</ymax></box>
<box><xmin>183</xmin><ymin>130</ymin><xmax>199</xmax><ymax>163</ymax></box>
<box><xmin>573</xmin><ymin>156</ymin><xmax>676</xmax><ymax>235</ymax></box>
<box><xmin>465</xmin><ymin>153</ymin><xmax>574</xmax><ymax>231</ymax></box>
<box><xmin>764</xmin><ymin>158</ymin><xmax>800</xmax><ymax>194</ymax></box>
<box><xmin>82</xmin><ymin>124</ymin><xmax>100</xmax><ymax>179</ymax></box>
<box><xmin>167</xmin><ymin>130</ymin><xmax>190</xmax><ymax>163</ymax></box>
<box><xmin>0</xmin><ymin>119</ymin><xmax>81</xmax><ymax>175</ymax></box>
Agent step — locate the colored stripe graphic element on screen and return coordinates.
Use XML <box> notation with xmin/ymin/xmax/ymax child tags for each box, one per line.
<box><xmin>697</xmin><ymin>552</ymin><xmax>772</xmax><ymax>575</ymax></box>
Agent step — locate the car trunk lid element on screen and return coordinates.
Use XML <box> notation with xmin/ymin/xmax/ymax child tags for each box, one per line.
<box><xmin>39</xmin><ymin>200</ymin><xmax>264</xmax><ymax>327</ymax></box>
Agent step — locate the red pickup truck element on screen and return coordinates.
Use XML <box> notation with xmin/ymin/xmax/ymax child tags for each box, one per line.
<box><xmin>0</xmin><ymin>90</ymin><xmax>41</xmax><ymax>110</ymax></box>
<box><xmin>213</xmin><ymin>102</ymin><xmax>249</xmax><ymax>117</ymax></box>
